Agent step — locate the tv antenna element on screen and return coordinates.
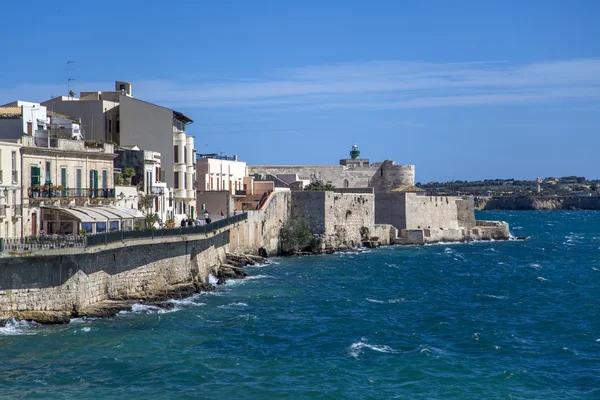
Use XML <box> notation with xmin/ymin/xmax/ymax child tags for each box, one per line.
<box><xmin>65</xmin><ymin>60</ymin><xmax>75</xmax><ymax>97</ymax></box>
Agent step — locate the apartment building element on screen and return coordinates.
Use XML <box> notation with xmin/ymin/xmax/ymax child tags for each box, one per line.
<box><xmin>42</xmin><ymin>81</ymin><xmax>197</xmax><ymax>219</ymax></box>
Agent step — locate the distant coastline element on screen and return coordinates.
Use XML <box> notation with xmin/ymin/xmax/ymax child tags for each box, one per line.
<box><xmin>475</xmin><ymin>195</ymin><xmax>600</xmax><ymax>211</ymax></box>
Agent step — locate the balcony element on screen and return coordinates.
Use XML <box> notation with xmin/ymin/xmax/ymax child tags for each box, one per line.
<box><xmin>28</xmin><ymin>188</ymin><xmax>116</xmax><ymax>199</ymax></box>
<box><xmin>146</xmin><ymin>186</ymin><xmax>165</xmax><ymax>196</ymax></box>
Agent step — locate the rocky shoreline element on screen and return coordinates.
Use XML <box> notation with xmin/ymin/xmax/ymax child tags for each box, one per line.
<box><xmin>0</xmin><ymin>253</ymin><xmax>268</xmax><ymax>326</ymax></box>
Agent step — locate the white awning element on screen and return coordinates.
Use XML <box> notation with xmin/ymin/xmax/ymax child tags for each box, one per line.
<box><xmin>42</xmin><ymin>205</ymin><xmax>144</xmax><ymax>222</ymax></box>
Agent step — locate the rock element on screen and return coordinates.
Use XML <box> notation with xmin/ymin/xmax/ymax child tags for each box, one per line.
<box><xmin>75</xmin><ymin>300</ymin><xmax>137</xmax><ymax>319</ymax></box>
<box><xmin>258</xmin><ymin>247</ymin><xmax>268</xmax><ymax>258</ymax></box>
<box><xmin>18</xmin><ymin>311</ymin><xmax>71</xmax><ymax>324</ymax></box>
<box><xmin>246</xmin><ymin>254</ymin><xmax>268</xmax><ymax>264</ymax></box>
<box><xmin>195</xmin><ymin>282</ymin><xmax>216</xmax><ymax>292</ymax></box>
<box><xmin>516</xmin><ymin>236</ymin><xmax>528</xmax><ymax>240</ymax></box>
<box><xmin>225</xmin><ymin>253</ymin><xmax>254</xmax><ymax>267</ymax></box>
<box><xmin>362</xmin><ymin>240</ymin><xmax>381</xmax><ymax>248</ymax></box>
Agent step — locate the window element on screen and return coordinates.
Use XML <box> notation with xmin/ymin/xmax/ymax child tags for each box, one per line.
<box><xmin>174</xmin><ymin>172</ymin><xmax>180</xmax><ymax>189</ymax></box>
<box><xmin>184</xmin><ymin>172</ymin><xmax>187</xmax><ymax>189</ymax></box>
<box><xmin>174</xmin><ymin>145</ymin><xmax>179</xmax><ymax>163</ymax></box>
<box><xmin>102</xmin><ymin>170</ymin><xmax>108</xmax><ymax>189</ymax></box>
<box><xmin>0</xmin><ymin>150</ymin><xmax>3</xmax><ymax>183</ymax></box>
<box><xmin>184</xmin><ymin>146</ymin><xmax>187</xmax><ymax>163</ymax></box>
<box><xmin>31</xmin><ymin>166</ymin><xmax>41</xmax><ymax>187</ymax></box>
<box><xmin>45</xmin><ymin>161</ymin><xmax>51</xmax><ymax>184</ymax></box>
<box><xmin>96</xmin><ymin>222</ymin><xmax>106</xmax><ymax>233</ymax></box>
<box><xmin>116</xmin><ymin>120</ymin><xmax>120</xmax><ymax>133</ymax></box>
<box><xmin>110</xmin><ymin>221</ymin><xmax>119</xmax><ymax>231</ymax></box>
<box><xmin>119</xmin><ymin>84</ymin><xmax>125</xmax><ymax>91</ymax></box>
<box><xmin>76</xmin><ymin>168</ymin><xmax>82</xmax><ymax>196</ymax></box>
<box><xmin>61</xmin><ymin>168</ymin><xmax>67</xmax><ymax>189</ymax></box>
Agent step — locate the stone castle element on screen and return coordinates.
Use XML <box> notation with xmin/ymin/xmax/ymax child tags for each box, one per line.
<box><xmin>248</xmin><ymin>144</ymin><xmax>415</xmax><ymax>192</ymax></box>
<box><xmin>250</xmin><ymin>145</ymin><xmax>509</xmax><ymax>246</ymax></box>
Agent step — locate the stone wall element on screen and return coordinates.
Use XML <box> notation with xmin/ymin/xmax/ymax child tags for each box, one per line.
<box><xmin>291</xmin><ymin>191</ymin><xmax>375</xmax><ymax>250</ymax></box>
<box><xmin>227</xmin><ymin>189</ymin><xmax>291</xmax><ymax>256</ymax></box>
<box><xmin>0</xmin><ymin>231</ymin><xmax>229</xmax><ymax>314</ymax></box>
<box><xmin>248</xmin><ymin>161</ymin><xmax>415</xmax><ymax>192</ymax></box>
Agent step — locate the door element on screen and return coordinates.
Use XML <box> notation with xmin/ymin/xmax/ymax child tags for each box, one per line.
<box><xmin>31</xmin><ymin>213</ymin><xmax>37</xmax><ymax>236</ymax></box>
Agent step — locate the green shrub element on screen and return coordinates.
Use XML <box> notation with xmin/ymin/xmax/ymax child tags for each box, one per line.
<box><xmin>280</xmin><ymin>218</ymin><xmax>315</xmax><ymax>255</ymax></box>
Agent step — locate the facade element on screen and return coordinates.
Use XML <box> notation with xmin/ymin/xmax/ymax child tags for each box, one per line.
<box><xmin>114</xmin><ymin>147</ymin><xmax>171</xmax><ymax>224</ymax></box>
<box><xmin>248</xmin><ymin>145</ymin><xmax>415</xmax><ymax>192</ymax></box>
<box><xmin>0</xmin><ymin>140</ymin><xmax>22</xmax><ymax>239</ymax></box>
<box><xmin>196</xmin><ymin>153</ymin><xmax>275</xmax><ymax>215</ymax></box>
<box><xmin>196</xmin><ymin>154</ymin><xmax>248</xmax><ymax>193</ymax></box>
<box><xmin>42</xmin><ymin>81</ymin><xmax>196</xmax><ymax>218</ymax></box>
<box><xmin>20</xmin><ymin>136</ymin><xmax>117</xmax><ymax>236</ymax></box>
<box><xmin>0</xmin><ymin>101</ymin><xmax>48</xmax><ymax>141</ymax></box>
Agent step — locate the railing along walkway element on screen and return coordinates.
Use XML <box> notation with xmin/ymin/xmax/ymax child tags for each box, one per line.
<box><xmin>1</xmin><ymin>213</ymin><xmax>248</xmax><ymax>254</ymax></box>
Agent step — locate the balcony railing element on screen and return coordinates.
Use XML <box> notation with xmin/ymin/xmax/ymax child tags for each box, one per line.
<box><xmin>28</xmin><ymin>188</ymin><xmax>116</xmax><ymax>199</ymax></box>
<box><xmin>146</xmin><ymin>186</ymin><xmax>164</xmax><ymax>196</ymax></box>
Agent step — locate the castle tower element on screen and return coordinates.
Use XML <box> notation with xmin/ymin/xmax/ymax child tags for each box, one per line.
<box><xmin>340</xmin><ymin>144</ymin><xmax>369</xmax><ymax>167</ymax></box>
<box><xmin>536</xmin><ymin>177</ymin><xmax>542</xmax><ymax>193</ymax></box>
<box><xmin>350</xmin><ymin>144</ymin><xmax>360</xmax><ymax>159</ymax></box>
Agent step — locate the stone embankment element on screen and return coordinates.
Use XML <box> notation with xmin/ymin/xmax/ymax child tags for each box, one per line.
<box><xmin>476</xmin><ymin>196</ymin><xmax>600</xmax><ymax>210</ymax></box>
<box><xmin>0</xmin><ymin>252</ymin><xmax>267</xmax><ymax>325</ymax></box>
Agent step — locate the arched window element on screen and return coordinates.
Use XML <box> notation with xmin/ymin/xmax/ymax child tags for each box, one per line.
<box><xmin>343</xmin><ymin>179</ymin><xmax>349</xmax><ymax>188</ymax></box>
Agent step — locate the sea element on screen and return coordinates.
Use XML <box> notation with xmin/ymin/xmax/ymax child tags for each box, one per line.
<box><xmin>1</xmin><ymin>211</ymin><xmax>599</xmax><ymax>399</ymax></box>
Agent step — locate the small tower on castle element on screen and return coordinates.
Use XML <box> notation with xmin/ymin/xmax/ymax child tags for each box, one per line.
<box><xmin>536</xmin><ymin>177</ymin><xmax>542</xmax><ymax>193</ymax></box>
<box><xmin>350</xmin><ymin>144</ymin><xmax>360</xmax><ymax>159</ymax></box>
<box><xmin>340</xmin><ymin>144</ymin><xmax>369</xmax><ymax>167</ymax></box>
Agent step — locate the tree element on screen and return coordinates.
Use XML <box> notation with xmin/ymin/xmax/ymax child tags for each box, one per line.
<box><xmin>280</xmin><ymin>218</ymin><xmax>315</xmax><ymax>254</ymax></box>
<box><xmin>123</xmin><ymin>168</ymin><xmax>136</xmax><ymax>185</ymax></box>
<box><xmin>304</xmin><ymin>179</ymin><xmax>335</xmax><ymax>191</ymax></box>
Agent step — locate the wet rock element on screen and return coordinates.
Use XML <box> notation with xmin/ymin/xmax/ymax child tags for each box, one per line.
<box><xmin>17</xmin><ymin>311</ymin><xmax>71</xmax><ymax>324</ymax></box>
<box><xmin>258</xmin><ymin>247</ymin><xmax>268</xmax><ymax>258</ymax></box>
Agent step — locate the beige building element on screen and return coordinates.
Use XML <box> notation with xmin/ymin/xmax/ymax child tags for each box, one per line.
<box><xmin>20</xmin><ymin>136</ymin><xmax>117</xmax><ymax>236</ymax></box>
<box><xmin>0</xmin><ymin>140</ymin><xmax>23</xmax><ymax>238</ymax></box>
<box><xmin>196</xmin><ymin>154</ymin><xmax>275</xmax><ymax>216</ymax></box>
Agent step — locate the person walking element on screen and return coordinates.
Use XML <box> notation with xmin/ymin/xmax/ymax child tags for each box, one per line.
<box><xmin>220</xmin><ymin>210</ymin><xmax>224</xmax><ymax>219</ymax></box>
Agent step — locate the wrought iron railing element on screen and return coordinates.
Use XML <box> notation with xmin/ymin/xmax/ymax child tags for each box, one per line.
<box><xmin>146</xmin><ymin>186</ymin><xmax>165</xmax><ymax>196</ymax></box>
<box><xmin>28</xmin><ymin>188</ymin><xmax>115</xmax><ymax>199</ymax></box>
<box><xmin>84</xmin><ymin>213</ymin><xmax>248</xmax><ymax>247</ymax></box>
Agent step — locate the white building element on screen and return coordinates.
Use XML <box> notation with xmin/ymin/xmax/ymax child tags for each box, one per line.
<box><xmin>0</xmin><ymin>140</ymin><xmax>22</xmax><ymax>239</ymax></box>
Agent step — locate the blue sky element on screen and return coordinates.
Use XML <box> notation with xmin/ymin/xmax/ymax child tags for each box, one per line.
<box><xmin>1</xmin><ymin>0</ymin><xmax>599</xmax><ymax>182</ymax></box>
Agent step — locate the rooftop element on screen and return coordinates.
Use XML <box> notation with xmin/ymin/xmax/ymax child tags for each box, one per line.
<box><xmin>0</xmin><ymin>107</ymin><xmax>22</xmax><ymax>119</ymax></box>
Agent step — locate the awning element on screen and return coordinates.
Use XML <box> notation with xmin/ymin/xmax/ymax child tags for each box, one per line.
<box><xmin>42</xmin><ymin>205</ymin><xmax>144</xmax><ymax>222</ymax></box>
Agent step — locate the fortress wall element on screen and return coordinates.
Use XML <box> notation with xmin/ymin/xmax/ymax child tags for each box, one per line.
<box><xmin>375</xmin><ymin>193</ymin><xmax>408</xmax><ymax>230</ymax></box>
<box><xmin>404</xmin><ymin>194</ymin><xmax>461</xmax><ymax>230</ymax></box>
<box><xmin>248</xmin><ymin>163</ymin><xmax>415</xmax><ymax>191</ymax></box>
<box><xmin>291</xmin><ymin>191</ymin><xmax>375</xmax><ymax>249</ymax></box>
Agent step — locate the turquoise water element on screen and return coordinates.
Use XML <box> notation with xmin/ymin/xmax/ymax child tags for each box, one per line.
<box><xmin>1</xmin><ymin>211</ymin><xmax>599</xmax><ymax>399</ymax></box>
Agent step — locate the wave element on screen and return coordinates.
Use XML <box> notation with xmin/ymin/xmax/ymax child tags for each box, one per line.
<box><xmin>0</xmin><ymin>318</ymin><xmax>38</xmax><ymax>336</ymax></box>
<box><xmin>217</xmin><ymin>302</ymin><xmax>249</xmax><ymax>309</ymax></box>
<box><xmin>537</xmin><ymin>276</ymin><xmax>549</xmax><ymax>282</ymax></box>
<box><xmin>349</xmin><ymin>337</ymin><xmax>399</xmax><ymax>358</ymax></box>
<box><xmin>118</xmin><ymin>304</ymin><xmax>176</xmax><ymax>316</ymax></box>
<box><xmin>477</xmin><ymin>294</ymin><xmax>508</xmax><ymax>299</ymax></box>
<box><xmin>366</xmin><ymin>297</ymin><xmax>408</xmax><ymax>304</ymax></box>
<box><xmin>246</xmin><ymin>275</ymin><xmax>273</xmax><ymax>280</ymax></box>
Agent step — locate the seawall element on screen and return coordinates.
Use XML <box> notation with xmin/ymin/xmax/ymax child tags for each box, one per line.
<box><xmin>0</xmin><ymin>191</ymin><xmax>291</xmax><ymax>323</ymax></box>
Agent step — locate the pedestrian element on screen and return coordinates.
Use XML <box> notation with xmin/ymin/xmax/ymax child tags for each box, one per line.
<box><xmin>180</xmin><ymin>219</ymin><xmax>186</xmax><ymax>228</ymax></box>
<box><xmin>220</xmin><ymin>210</ymin><xmax>224</xmax><ymax>219</ymax></box>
